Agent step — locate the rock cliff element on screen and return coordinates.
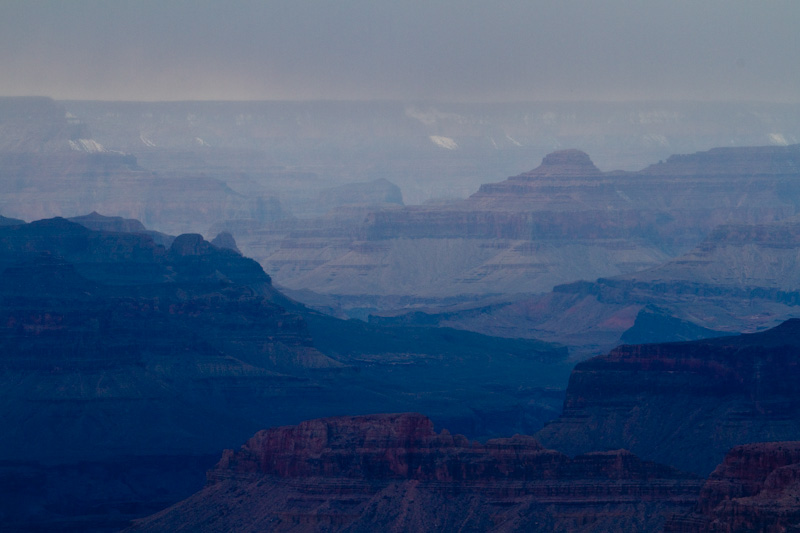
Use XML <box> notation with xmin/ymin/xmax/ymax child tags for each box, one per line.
<box><xmin>379</xmin><ymin>214</ymin><xmax>800</xmax><ymax>356</ymax></box>
<box><xmin>665</xmin><ymin>441</ymin><xmax>800</xmax><ymax>532</ymax></box>
<box><xmin>255</xmin><ymin>144</ymin><xmax>800</xmax><ymax>317</ymax></box>
<box><xmin>127</xmin><ymin>413</ymin><xmax>702</xmax><ymax>532</ymax></box>
<box><xmin>536</xmin><ymin>319</ymin><xmax>800</xmax><ymax>475</ymax></box>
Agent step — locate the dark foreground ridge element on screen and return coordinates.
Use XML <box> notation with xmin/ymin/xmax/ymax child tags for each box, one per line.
<box><xmin>127</xmin><ymin>413</ymin><xmax>702</xmax><ymax>533</ymax></box>
<box><xmin>0</xmin><ymin>215</ymin><xmax>569</xmax><ymax>531</ymax></box>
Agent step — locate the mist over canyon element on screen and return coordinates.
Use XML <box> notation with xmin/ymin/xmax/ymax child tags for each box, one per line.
<box><xmin>3</xmin><ymin>95</ymin><xmax>800</xmax><ymax>531</ymax></box>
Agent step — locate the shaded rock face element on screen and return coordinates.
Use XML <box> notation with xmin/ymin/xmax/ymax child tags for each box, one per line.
<box><xmin>0</xmin><ymin>218</ymin><xmax>340</xmax><ymax>464</ymax></box>
<box><xmin>0</xmin><ymin>216</ymin><xmax>570</xmax><ymax>531</ymax></box>
<box><xmin>536</xmin><ymin>319</ymin><xmax>800</xmax><ymax>476</ymax></box>
<box><xmin>68</xmin><ymin>211</ymin><xmax>175</xmax><ymax>247</ymax></box>
<box><xmin>642</xmin><ymin>145</ymin><xmax>800</xmax><ymax>177</ymax></box>
<box><xmin>0</xmin><ymin>214</ymin><xmax>24</xmax><ymax>226</ymax></box>
<box><xmin>69</xmin><ymin>211</ymin><xmax>147</xmax><ymax>233</ymax></box>
<box><xmin>619</xmin><ymin>306</ymin><xmax>728</xmax><ymax>345</ymax></box>
<box><xmin>127</xmin><ymin>414</ymin><xmax>702</xmax><ymax>533</ymax></box>
<box><xmin>665</xmin><ymin>442</ymin><xmax>800</xmax><ymax>532</ymax></box>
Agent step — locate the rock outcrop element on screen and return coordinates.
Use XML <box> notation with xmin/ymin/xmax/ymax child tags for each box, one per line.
<box><xmin>254</xmin><ymin>144</ymin><xmax>800</xmax><ymax>318</ymax></box>
<box><xmin>665</xmin><ymin>441</ymin><xmax>800</xmax><ymax>532</ymax></box>
<box><xmin>536</xmin><ymin>319</ymin><xmax>800</xmax><ymax>475</ymax></box>
<box><xmin>127</xmin><ymin>413</ymin><xmax>702</xmax><ymax>532</ymax></box>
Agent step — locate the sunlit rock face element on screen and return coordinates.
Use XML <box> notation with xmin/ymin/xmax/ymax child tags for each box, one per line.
<box><xmin>536</xmin><ymin>319</ymin><xmax>800</xmax><ymax>476</ymax></box>
<box><xmin>126</xmin><ymin>413</ymin><xmax>702</xmax><ymax>533</ymax></box>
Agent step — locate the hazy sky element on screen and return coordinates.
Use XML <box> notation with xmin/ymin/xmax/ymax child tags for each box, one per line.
<box><xmin>1</xmin><ymin>0</ymin><xmax>798</xmax><ymax>102</ymax></box>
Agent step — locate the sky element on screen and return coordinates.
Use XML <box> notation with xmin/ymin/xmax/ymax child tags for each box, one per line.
<box><xmin>1</xmin><ymin>0</ymin><xmax>798</xmax><ymax>102</ymax></box>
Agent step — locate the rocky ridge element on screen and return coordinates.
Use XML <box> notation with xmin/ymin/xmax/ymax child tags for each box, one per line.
<box><xmin>0</xmin><ymin>215</ymin><xmax>569</xmax><ymax>531</ymax></box>
<box><xmin>254</xmin><ymin>144</ymin><xmax>800</xmax><ymax>318</ymax></box>
<box><xmin>372</xmin><ymin>214</ymin><xmax>800</xmax><ymax>356</ymax></box>
<box><xmin>127</xmin><ymin>413</ymin><xmax>702</xmax><ymax>533</ymax></box>
<box><xmin>536</xmin><ymin>319</ymin><xmax>800</xmax><ymax>475</ymax></box>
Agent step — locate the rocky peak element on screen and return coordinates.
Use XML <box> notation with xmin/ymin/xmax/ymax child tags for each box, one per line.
<box><xmin>167</xmin><ymin>232</ymin><xmax>270</xmax><ymax>285</ymax></box>
<box><xmin>518</xmin><ymin>149</ymin><xmax>602</xmax><ymax>179</ymax></box>
<box><xmin>169</xmin><ymin>233</ymin><xmax>212</xmax><ymax>257</ymax></box>
<box><xmin>210</xmin><ymin>231</ymin><xmax>241</xmax><ymax>254</ymax></box>
<box><xmin>68</xmin><ymin>212</ymin><xmax>147</xmax><ymax>234</ymax></box>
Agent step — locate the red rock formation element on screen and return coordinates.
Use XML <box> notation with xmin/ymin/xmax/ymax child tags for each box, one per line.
<box><xmin>127</xmin><ymin>413</ymin><xmax>702</xmax><ymax>532</ymax></box>
<box><xmin>665</xmin><ymin>442</ymin><xmax>800</xmax><ymax>532</ymax></box>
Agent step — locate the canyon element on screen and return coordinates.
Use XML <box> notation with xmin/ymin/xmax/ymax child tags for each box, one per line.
<box><xmin>6</xmin><ymin>97</ymin><xmax>800</xmax><ymax>327</ymax></box>
<box><xmin>128</xmin><ymin>317</ymin><xmax>800</xmax><ymax>532</ymax></box>
<box><xmin>250</xmin><ymin>143</ymin><xmax>800</xmax><ymax>321</ymax></box>
<box><xmin>374</xmin><ymin>214</ymin><xmax>800</xmax><ymax>357</ymax></box>
<box><xmin>5</xmin><ymin>96</ymin><xmax>800</xmax><ymax>530</ymax></box>
<box><xmin>0</xmin><ymin>215</ymin><xmax>567</xmax><ymax>530</ymax></box>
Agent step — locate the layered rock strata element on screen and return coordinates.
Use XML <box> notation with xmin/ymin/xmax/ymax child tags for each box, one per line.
<box><xmin>665</xmin><ymin>441</ymin><xmax>800</xmax><ymax>532</ymax></box>
<box><xmin>258</xmin><ymin>145</ymin><xmax>800</xmax><ymax>316</ymax></box>
<box><xmin>378</xmin><ymin>215</ymin><xmax>800</xmax><ymax>357</ymax></box>
<box><xmin>536</xmin><ymin>319</ymin><xmax>800</xmax><ymax>475</ymax></box>
<box><xmin>127</xmin><ymin>413</ymin><xmax>702</xmax><ymax>532</ymax></box>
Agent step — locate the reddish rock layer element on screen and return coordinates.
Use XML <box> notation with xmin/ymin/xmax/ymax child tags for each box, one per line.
<box><xmin>128</xmin><ymin>413</ymin><xmax>702</xmax><ymax>532</ymax></box>
<box><xmin>665</xmin><ymin>442</ymin><xmax>800</xmax><ymax>532</ymax></box>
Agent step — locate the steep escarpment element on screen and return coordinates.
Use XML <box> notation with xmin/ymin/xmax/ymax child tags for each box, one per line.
<box><xmin>258</xmin><ymin>144</ymin><xmax>800</xmax><ymax>316</ymax></box>
<box><xmin>0</xmin><ymin>218</ymin><xmax>569</xmax><ymax>458</ymax></box>
<box><xmin>381</xmin><ymin>214</ymin><xmax>800</xmax><ymax>356</ymax></box>
<box><xmin>665</xmin><ymin>442</ymin><xmax>800</xmax><ymax>532</ymax></box>
<box><xmin>536</xmin><ymin>319</ymin><xmax>800</xmax><ymax>475</ymax></box>
<box><xmin>127</xmin><ymin>413</ymin><xmax>702</xmax><ymax>533</ymax></box>
<box><xmin>0</xmin><ymin>219</ymin><xmax>336</xmax><ymax>462</ymax></box>
<box><xmin>641</xmin><ymin>145</ymin><xmax>800</xmax><ymax>176</ymax></box>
